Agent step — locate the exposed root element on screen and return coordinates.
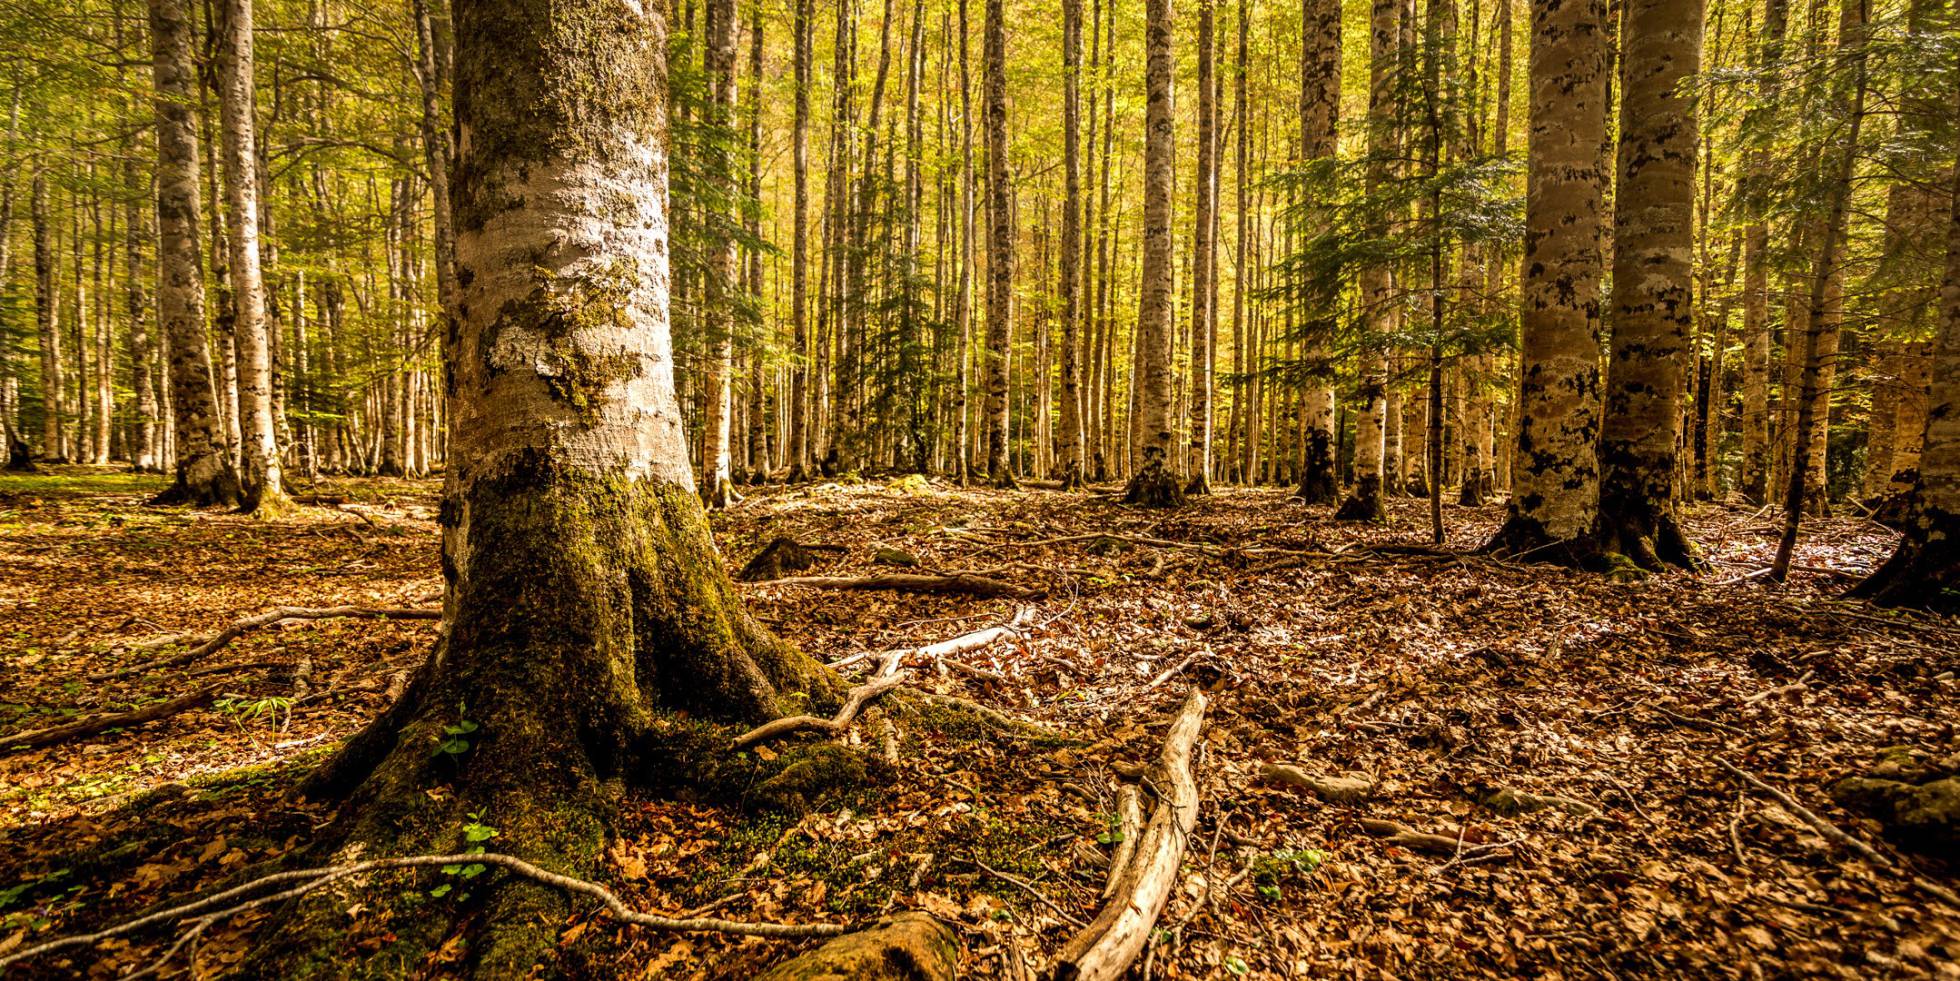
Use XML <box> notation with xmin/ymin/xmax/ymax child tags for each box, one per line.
<box><xmin>763</xmin><ymin>570</ymin><xmax>1036</xmax><ymax>599</ymax></box>
<box><xmin>0</xmin><ymin>687</ymin><xmax>219</xmax><ymax>752</ymax></box>
<box><xmin>92</xmin><ymin>606</ymin><xmax>441</xmax><ymax>680</ymax></box>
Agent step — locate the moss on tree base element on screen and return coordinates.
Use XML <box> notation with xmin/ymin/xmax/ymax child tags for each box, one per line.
<box><xmin>1848</xmin><ymin>511</ymin><xmax>1960</xmax><ymax>612</ymax></box>
<box><xmin>1334</xmin><ymin>475</ymin><xmax>1385</xmax><ymax>523</ymax></box>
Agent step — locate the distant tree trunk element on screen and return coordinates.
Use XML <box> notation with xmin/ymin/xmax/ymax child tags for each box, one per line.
<box><xmin>1184</xmin><ymin>0</ymin><xmax>1218</xmax><ymax>494</ymax></box>
<box><xmin>982</xmin><ymin>0</ymin><xmax>1016</xmax><ymax>487</ymax></box>
<box><xmin>1484</xmin><ymin>0</ymin><xmax>1610</xmax><ymax>563</ymax></box>
<box><xmin>951</xmin><ymin>0</ymin><xmax>976</xmax><ymax>483</ymax></box>
<box><xmin>700</xmin><ymin>0</ymin><xmax>739</xmax><ymax>507</ymax></box>
<box><xmin>1772</xmin><ymin>0</ymin><xmax>1869</xmax><ymax>579</ymax></box>
<box><xmin>216</xmin><ymin>0</ymin><xmax>289</xmax><ymax>513</ymax></box>
<box><xmin>259</xmin><ymin>0</ymin><xmax>837</xmax><ymax>970</ymax></box>
<box><xmin>1851</xmin><ymin>87</ymin><xmax>1960</xmax><ymax>608</ymax></box>
<box><xmin>787</xmin><ymin>0</ymin><xmax>812</xmax><ymax>481</ymax></box>
<box><xmin>126</xmin><ymin>147</ymin><xmax>159</xmax><ymax>472</ymax></box>
<box><xmin>1294</xmin><ymin>0</ymin><xmax>1341</xmax><ymax>504</ymax></box>
<box><xmin>746</xmin><ymin>4</ymin><xmax>769</xmax><ymax>479</ymax></box>
<box><xmin>1054</xmin><ymin>0</ymin><xmax>1086</xmax><ymax>489</ymax></box>
<box><xmin>1743</xmin><ymin>0</ymin><xmax>1789</xmax><ymax>503</ymax></box>
<box><xmin>148</xmin><ymin>0</ymin><xmax>239</xmax><ymax>505</ymax></box>
<box><xmin>33</xmin><ymin>175</ymin><xmax>62</xmax><ymax>461</ymax></box>
<box><xmin>411</xmin><ymin>0</ymin><xmax>459</xmax><ymax>336</ymax></box>
<box><xmin>1124</xmin><ymin>0</ymin><xmax>1184</xmax><ymax>506</ymax></box>
<box><xmin>1334</xmin><ymin>0</ymin><xmax>1401</xmax><ymax>523</ymax></box>
<box><xmin>1597</xmin><ymin>0</ymin><xmax>1703</xmax><ymax>570</ymax></box>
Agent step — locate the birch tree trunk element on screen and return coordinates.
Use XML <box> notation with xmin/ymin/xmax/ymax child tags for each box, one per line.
<box><xmin>33</xmin><ymin>175</ymin><xmax>62</xmax><ymax>461</ymax></box>
<box><xmin>788</xmin><ymin>0</ymin><xmax>813</xmax><ymax>481</ymax></box>
<box><xmin>1483</xmin><ymin>0</ymin><xmax>1610</xmax><ymax>563</ymax></box>
<box><xmin>1184</xmin><ymin>0</ymin><xmax>1218</xmax><ymax>494</ymax></box>
<box><xmin>260</xmin><ymin>0</ymin><xmax>835</xmax><ymax>969</ymax></box>
<box><xmin>700</xmin><ymin>0</ymin><xmax>739</xmax><ymax>507</ymax></box>
<box><xmin>1294</xmin><ymin>0</ymin><xmax>1341</xmax><ymax>504</ymax></box>
<box><xmin>1850</xmin><ymin>74</ymin><xmax>1960</xmax><ymax>609</ymax></box>
<box><xmin>1123</xmin><ymin>0</ymin><xmax>1184</xmax><ymax>506</ymax></box>
<box><xmin>1739</xmin><ymin>0</ymin><xmax>1788</xmax><ymax>503</ymax></box>
<box><xmin>1334</xmin><ymin>0</ymin><xmax>1401</xmax><ymax>523</ymax></box>
<box><xmin>1055</xmin><ymin>0</ymin><xmax>1086</xmax><ymax>489</ymax></box>
<box><xmin>1597</xmin><ymin>0</ymin><xmax>1703</xmax><ymax>570</ymax></box>
<box><xmin>982</xmin><ymin>0</ymin><xmax>1016</xmax><ymax>487</ymax></box>
<box><xmin>217</xmin><ymin>0</ymin><xmax>290</xmax><ymax>513</ymax></box>
<box><xmin>148</xmin><ymin>0</ymin><xmax>238</xmax><ymax>505</ymax></box>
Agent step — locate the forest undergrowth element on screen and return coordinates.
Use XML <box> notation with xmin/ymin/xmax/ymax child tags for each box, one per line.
<box><xmin>1</xmin><ymin>467</ymin><xmax>1956</xmax><ymax>979</ymax></box>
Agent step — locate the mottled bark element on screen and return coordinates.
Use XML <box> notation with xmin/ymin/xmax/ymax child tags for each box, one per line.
<box><xmin>1335</xmin><ymin>0</ymin><xmax>1401</xmax><ymax>523</ymax></box>
<box><xmin>147</xmin><ymin>0</ymin><xmax>238</xmax><ymax>506</ymax></box>
<box><xmin>1185</xmin><ymin>0</ymin><xmax>1218</xmax><ymax>494</ymax></box>
<box><xmin>126</xmin><ymin>146</ymin><xmax>159</xmax><ymax>472</ymax></box>
<box><xmin>412</xmin><ymin>0</ymin><xmax>460</xmax><ymax>335</ymax></box>
<box><xmin>1740</xmin><ymin>0</ymin><xmax>1787</xmax><ymax>503</ymax></box>
<box><xmin>261</xmin><ymin>0</ymin><xmax>834</xmax><ymax>971</ymax></box>
<box><xmin>1851</xmin><ymin>98</ymin><xmax>1960</xmax><ymax>610</ymax></box>
<box><xmin>1484</xmin><ymin>0</ymin><xmax>1609</xmax><ymax>563</ymax></box>
<box><xmin>982</xmin><ymin>0</ymin><xmax>1015</xmax><ymax>487</ymax></box>
<box><xmin>788</xmin><ymin>0</ymin><xmax>812</xmax><ymax>481</ymax></box>
<box><xmin>1055</xmin><ymin>0</ymin><xmax>1085</xmax><ymax>489</ymax></box>
<box><xmin>1124</xmin><ymin>0</ymin><xmax>1183</xmax><ymax>507</ymax></box>
<box><xmin>32</xmin><ymin>175</ymin><xmax>61</xmax><ymax>461</ymax></box>
<box><xmin>701</xmin><ymin>0</ymin><xmax>739</xmax><ymax>507</ymax></box>
<box><xmin>216</xmin><ymin>0</ymin><xmax>289</xmax><ymax>513</ymax></box>
<box><xmin>1597</xmin><ymin>0</ymin><xmax>1703</xmax><ymax>570</ymax></box>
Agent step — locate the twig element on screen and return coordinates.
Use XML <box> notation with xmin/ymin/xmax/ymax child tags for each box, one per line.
<box><xmin>0</xmin><ymin>687</ymin><xmax>221</xmax><ymax>752</ymax></box>
<box><xmin>973</xmin><ymin>859</ymin><xmax>1088</xmax><ymax>928</ymax></box>
<box><xmin>0</xmin><ymin>852</ymin><xmax>845</xmax><ymax>971</ymax></box>
<box><xmin>762</xmin><ymin>571</ymin><xmax>1036</xmax><ymax>599</ymax></box>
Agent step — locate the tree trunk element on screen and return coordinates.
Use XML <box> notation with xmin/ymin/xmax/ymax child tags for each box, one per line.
<box><xmin>787</xmin><ymin>0</ymin><xmax>812</xmax><ymax>481</ymax></box>
<box><xmin>1124</xmin><ymin>0</ymin><xmax>1183</xmax><ymax>507</ymax></box>
<box><xmin>1184</xmin><ymin>0</ymin><xmax>1218</xmax><ymax>494</ymax></box>
<box><xmin>1334</xmin><ymin>0</ymin><xmax>1401</xmax><ymax>523</ymax></box>
<box><xmin>1483</xmin><ymin>0</ymin><xmax>1610</xmax><ymax>563</ymax></box>
<box><xmin>260</xmin><ymin>0</ymin><xmax>837</xmax><ymax>971</ymax></box>
<box><xmin>1054</xmin><ymin>0</ymin><xmax>1086</xmax><ymax>489</ymax></box>
<box><xmin>217</xmin><ymin>0</ymin><xmax>289</xmax><ymax>513</ymax></box>
<box><xmin>32</xmin><ymin>175</ymin><xmax>61</xmax><ymax>461</ymax></box>
<box><xmin>1597</xmin><ymin>0</ymin><xmax>1703</xmax><ymax>570</ymax></box>
<box><xmin>411</xmin><ymin>0</ymin><xmax>460</xmax><ymax>340</ymax></box>
<box><xmin>1850</xmin><ymin>77</ymin><xmax>1960</xmax><ymax>609</ymax></box>
<box><xmin>1294</xmin><ymin>0</ymin><xmax>1341</xmax><ymax>504</ymax></box>
<box><xmin>148</xmin><ymin>0</ymin><xmax>239</xmax><ymax>504</ymax></box>
<box><xmin>700</xmin><ymin>0</ymin><xmax>739</xmax><ymax>507</ymax></box>
<box><xmin>980</xmin><ymin>0</ymin><xmax>1016</xmax><ymax>488</ymax></box>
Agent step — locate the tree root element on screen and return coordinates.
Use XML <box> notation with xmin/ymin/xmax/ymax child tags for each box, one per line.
<box><xmin>0</xmin><ymin>687</ymin><xmax>220</xmax><ymax>752</ymax></box>
<box><xmin>763</xmin><ymin>570</ymin><xmax>1036</xmax><ymax>598</ymax></box>
<box><xmin>0</xmin><ymin>852</ymin><xmax>848</xmax><ymax>975</ymax></box>
<box><xmin>92</xmin><ymin>606</ymin><xmax>440</xmax><ymax>680</ymax></box>
<box><xmin>755</xmin><ymin>911</ymin><xmax>958</xmax><ymax>980</ymax></box>
<box><xmin>733</xmin><ymin>673</ymin><xmax>910</xmax><ymax>749</ymax></box>
<box><xmin>1053</xmin><ymin>689</ymin><xmax>1207</xmax><ymax>981</ymax></box>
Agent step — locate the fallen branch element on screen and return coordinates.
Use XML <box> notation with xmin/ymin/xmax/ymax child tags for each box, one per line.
<box><xmin>1054</xmin><ymin>689</ymin><xmax>1207</xmax><ymax>981</ymax></box>
<box><xmin>829</xmin><ymin>607</ymin><xmax>1033</xmax><ymax>672</ymax></box>
<box><xmin>1717</xmin><ymin>758</ymin><xmax>1960</xmax><ymax>910</ymax></box>
<box><xmin>93</xmin><ymin>606</ymin><xmax>441</xmax><ymax>680</ymax></box>
<box><xmin>765</xmin><ymin>571</ymin><xmax>1036</xmax><ymax>599</ymax></box>
<box><xmin>1259</xmin><ymin>764</ymin><xmax>1374</xmax><ymax>803</ymax></box>
<box><xmin>0</xmin><ymin>851</ymin><xmax>844</xmax><ymax>973</ymax></box>
<box><xmin>1359</xmin><ymin>818</ymin><xmax>1514</xmax><ymax>861</ymax></box>
<box><xmin>1100</xmin><ymin>784</ymin><xmax>1143</xmax><ymax>900</ymax></box>
<box><xmin>732</xmin><ymin>674</ymin><xmax>909</xmax><ymax>749</ymax></box>
<box><xmin>0</xmin><ymin>687</ymin><xmax>220</xmax><ymax>752</ymax></box>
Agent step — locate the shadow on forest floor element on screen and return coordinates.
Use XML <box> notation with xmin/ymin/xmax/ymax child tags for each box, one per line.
<box><xmin>2</xmin><ymin>466</ymin><xmax>1956</xmax><ymax>978</ymax></box>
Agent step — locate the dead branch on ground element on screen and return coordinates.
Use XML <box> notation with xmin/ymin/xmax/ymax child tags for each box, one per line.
<box><xmin>0</xmin><ymin>687</ymin><xmax>221</xmax><ymax>752</ymax></box>
<box><xmin>763</xmin><ymin>571</ymin><xmax>1036</xmax><ymax>599</ymax></box>
<box><xmin>93</xmin><ymin>606</ymin><xmax>440</xmax><ymax>680</ymax></box>
<box><xmin>1053</xmin><ymin>689</ymin><xmax>1207</xmax><ymax>981</ymax></box>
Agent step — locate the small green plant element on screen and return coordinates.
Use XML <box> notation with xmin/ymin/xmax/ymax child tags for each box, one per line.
<box><xmin>431</xmin><ymin>813</ymin><xmax>499</xmax><ymax>899</ymax></box>
<box><xmin>1094</xmin><ymin>812</ymin><xmax>1126</xmax><ymax>847</ymax></box>
<box><xmin>1250</xmin><ymin>848</ymin><xmax>1325</xmax><ymax>902</ymax></box>
<box><xmin>433</xmin><ymin>717</ymin><xmax>479</xmax><ymax>757</ymax></box>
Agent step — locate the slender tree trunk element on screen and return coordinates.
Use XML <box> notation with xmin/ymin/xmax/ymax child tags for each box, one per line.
<box><xmin>1483</xmin><ymin>0</ymin><xmax>1610</xmax><ymax>562</ymax></box>
<box><xmin>1183</xmin><ymin>0</ymin><xmax>1218</xmax><ymax>494</ymax></box>
<box><xmin>411</xmin><ymin>0</ymin><xmax>459</xmax><ymax>336</ymax></box>
<box><xmin>263</xmin><ymin>0</ymin><xmax>836</xmax><ymax>970</ymax></box>
<box><xmin>1053</xmin><ymin>0</ymin><xmax>1086</xmax><ymax>488</ymax></box>
<box><xmin>981</xmin><ymin>0</ymin><xmax>1016</xmax><ymax>487</ymax></box>
<box><xmin>786</xmin><ymin>0</ymin><xmax>812</xmax><ymax>481</ymax></box>
<box><xmin>700</xmin><ymin>0</ymin><xmax>740</xmax><ymax>507</ymax></box>
<box><xmin>1597</xmin><ymin>0</ymin><xmax>1703</xmax><ymax>569</ymax></box>
<box><xmin>1771</xmin><ymin>0</ymin><xmax>1869</xmax><ymax>579</ymax></box>
<box><xmin>148</xmin><ymin>0</ymin><xmax>239</xmax><ymax>504</ymax></box>
<box><xmin>217</xmin><ymin>0</ymin><xmax>289</xmax><ymax>512</ymax></box>
<box><xmin>1124</xmin><ymin>0</ymin><xmax>1184</xmax><ymax>506</ymax></box>
<box><xmin>33</xmin><ymin>175</ymin><xmax>62</xmax><ymax>461</ymax></box>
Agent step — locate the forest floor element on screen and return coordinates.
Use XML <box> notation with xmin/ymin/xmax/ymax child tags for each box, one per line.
<box><xmin>1</xmin><ymin>466</ymin><xmax>1957</xmax><ymax>979</ymax></box>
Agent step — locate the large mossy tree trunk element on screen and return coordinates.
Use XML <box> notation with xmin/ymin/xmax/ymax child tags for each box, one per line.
<box><xmin>147</xmin><ymin>0</ymin><xmax>241</xmax><ymax>507</ymax></box>
<box><xmin>1123</xmin><ymin>0</ymin><xmax>1184</xmax><ymax>508</ymax></box>
<box><xmin>1483</xmin><ymin>0</ymin><xmax>1610</xmax><ymax>566</ymax></box>
<box><xmin>1851</xmin><ymin>82</ymin><xmax>1960</xmax><ymax>611</ymax></box>
<box><xmin>1596</xmin><ymin>0</ymin><xmax>1703</xmax><ymax>571</ymax></box>
<box><xmin>258</xmin><ymin>0</ymin><xmax>835</xmax><ymax>972</ymax></box>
